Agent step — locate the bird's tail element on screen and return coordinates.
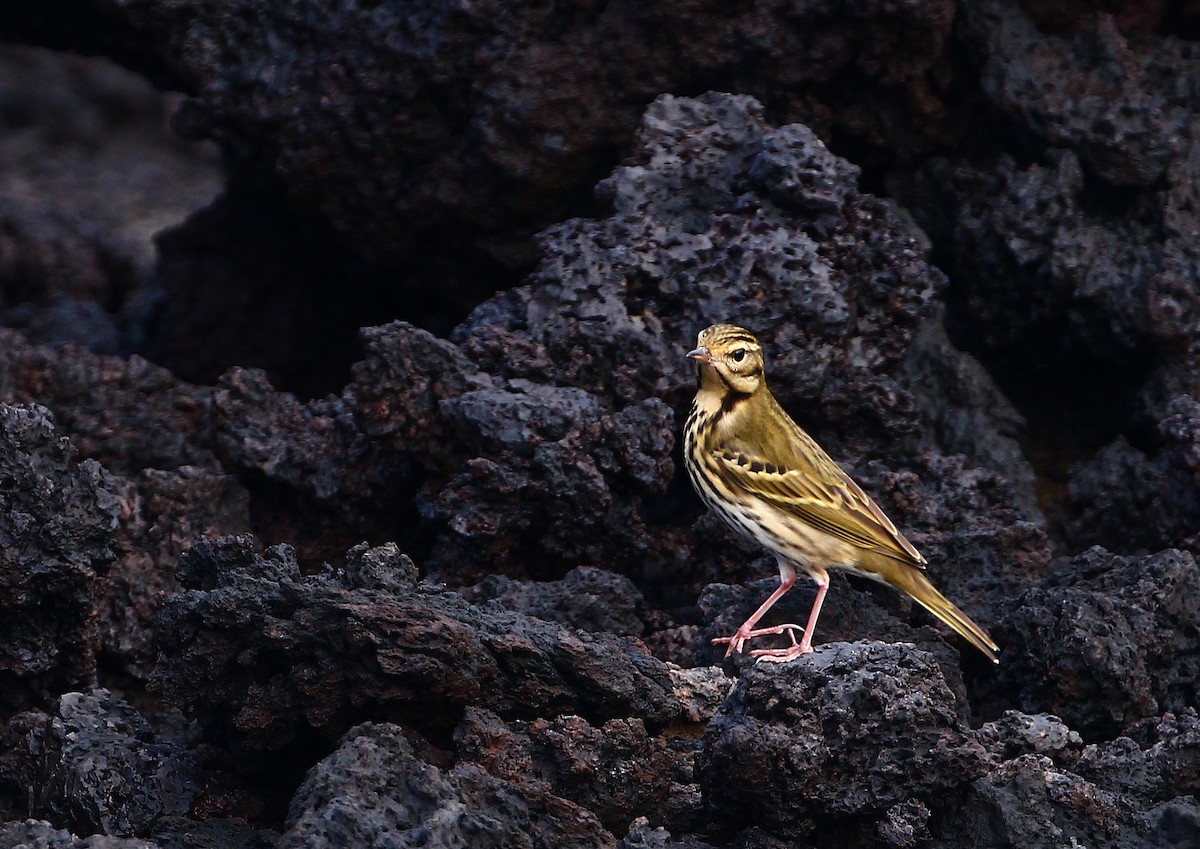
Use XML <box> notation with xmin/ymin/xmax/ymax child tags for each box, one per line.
<box><xmin>886</xmin><ymin>566</ymin><xmax>1000</xmax><ymax>663</ymax></box>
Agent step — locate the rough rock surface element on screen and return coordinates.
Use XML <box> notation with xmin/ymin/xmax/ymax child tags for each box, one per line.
<box><xmin>443</xmin><ymin>92</ymin><xmax>1047</xmax><ymax>609</ymax></box>
<box><xmin>1</xmin><ymin>690</ymin><xmax>197</xmax><ymax>838</ymax></box>
<box><xmin>0</xmin><ymin>821</ymin><xmax>158</xmax><ymax>849</ymax></box>
<box><xmin>0</xmin><ymin>404</ymin><xmax>118</xmax><ymax>712</ymax></box>
<box><xmin>455</xmin><ymin>707</ymin><xmax>692</xmax><ymax>834</ymax></box>
<box><xmin>0</xmin><ymin>44</ymin><xmax>220</xmax><ymax>357</ymax></box>
<box><xmin>100</xmin><ymin>467</ymin><xmax>249</xmax><ymax>679</ymax></box>
<box><xmin>0</xmin><ymin>328</ymin><xmax>218</xmax><ymax>474</ymax></box>
<box><xmin>895</xmin><ymin>0</ymin><xmax>1200</xmax><ymax>559</ymax></box>
<box><xmin>699</xmin><ymin>642</ymin><xmax>990</xmax><ymax>840</ymax></box>
<box><xmin>151</xmin><ymin>537</ymin><xmax>680</xmax><ymax>758</ymax></box>
<box><xmin>1</xmin><ymin>0</ymin><xmax>969</xmax><ymax>392</ymax></box>
<box><xmin>462</xmin><ymin>566</ymin><xmax>648</xmax><ymax>637</ymax></box>
<box><xmin>2</xmin><ymin>1</ymin><xmax>1200</xmax><ymax>846</ymax></box>
<box><xmin>938</xmin><ymin>755</ymin><xmax>1200</xmax><ymax>849</ymax></box>
<box><xmin>976</xmin><ymin>547</ymin><xmax>1200</xmax><ymax>738</ymax></box>
<box><xmin>281</xmin><ymin>722</ymin><xmax>613</xmax><ymax>849</ymax></box>
<box><xmin>0</xmin><ymin>0</ymin><xmax>962</xmax><ymax>270</ymax></box>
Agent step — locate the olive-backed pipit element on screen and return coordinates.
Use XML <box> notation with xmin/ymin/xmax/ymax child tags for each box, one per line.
<box><xmin>684</xmin><ymin>324</ymin><xmax>999</xmax><ymax>663</ymax></box>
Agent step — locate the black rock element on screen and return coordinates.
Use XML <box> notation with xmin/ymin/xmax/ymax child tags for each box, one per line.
<box><xmin>0</xmin><ymin>403</ymin><xmax>118</xmax><ymax>712</ymax></box>
<box><xmin>1</xmin><ymin>689</ymin><xmax>197</xmax><ymax>838</ymax></box>
<box><xmin>977</xmin><ymin>547</ymin><xmax>1200</xmax><ymax>737</ymax></box>
<box><xmin>280</xmin><ymin>722</ymin><xmax>613</xmax><ymax>849</ymax></box>
<box><xmin>699</xmin><ymin>642</ymin><xmax>989</xmax><ymax>840</ymax></box>
<box><xmin>151</xmin><ymin>537</ymin><xmax>680</xmax><ymax>760</ymax></box>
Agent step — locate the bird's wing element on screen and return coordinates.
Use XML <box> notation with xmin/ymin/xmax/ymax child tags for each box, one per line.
<box><xmin>712</xmin><ymin>437</ymin><xmax>925</xmax><ymax>566</ymax></box>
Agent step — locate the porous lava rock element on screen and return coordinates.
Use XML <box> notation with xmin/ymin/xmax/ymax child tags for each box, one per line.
<box><xmin>462</xmin><ymin>566</ymin><xmax>648</xmax><ymax>637</ymax></box>
<box><xmin>445</xmin><ymin>92</ymin><xmax>1047</xmax><ymax>608</ymax></box>
<box><xmin>0</xmin><ymin>0</ymin><xmax>963</xmax><ymax>275</ymax></box>
<box><xmin>975</xmin><ymin>547</ymin><xmax>1200</xmax><ymax>738</ymax></box>
<box><xmin>0</xmin><ymin>403</ymin><xmax>118</xmax><ymax>712</ymax></box>
<box><xmin>280</xmin><ymin>722</ymin><xmax>613</xmax><ymax>849</ymax></box>
<box><xmin>0</xmin><ymin>690</ymin><xmax>197</xmax><ymax>838</ymax></box>
<box><xmin>896</xmin><ymin>1</ymin><xmax>1200</xmax><ymax>558</ymax></box>
<box><xmin>0</xmin><ymin>45</ymin><xmax>220</xmax><ymax>357</ymax></box>
<box><xmin>937</xmin><ymin>755</ymin><xmax>1200</xmax><ymax>849</ymax></box>
<box><xmin>150</xmin><ymin>537</ymin><xmax>680</xmax><ymax>760</ymax></box>
<box><xmin>699</xmin><ymin>642</ymin><xmax>990</xmax><ymax>840</ymax></box>
<box><xmin>454</xmin><ymin>707</ymin><xmax>691</xmax><ymax>835</ymax></box>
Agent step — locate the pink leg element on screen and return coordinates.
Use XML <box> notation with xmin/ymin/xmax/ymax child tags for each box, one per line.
<box><xmin>711</xmin><ymin>564</ymin><xmax>799</xmax><ymax>657</ymax></box>
<box><xmin>753</xmin><ymin>571</ymin><xmax>830</xmax><ymax>663</ymax></box>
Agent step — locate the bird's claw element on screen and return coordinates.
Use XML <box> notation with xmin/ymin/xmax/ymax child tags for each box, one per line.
<box><xmin>752</xmin><ymin>644</ymin><xmax>813</xmax><ymax>663</ymax></box>
<box><xmin>712</xmin><ymin>623</ymin><xmax>805</xmax><ymax>657</ymax></box>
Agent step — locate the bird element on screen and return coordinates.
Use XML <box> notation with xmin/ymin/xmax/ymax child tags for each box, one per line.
<box><xmin>683</xmin><ymin>323</ymin><xmax>999</xmax><ymax>664</ymax></box>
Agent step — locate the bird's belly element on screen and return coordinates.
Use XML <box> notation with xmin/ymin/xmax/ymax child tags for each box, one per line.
<box><xmin>688</xmin><ymin>461</ymin><xmax>855</xmax><ymax>573</ymax></box>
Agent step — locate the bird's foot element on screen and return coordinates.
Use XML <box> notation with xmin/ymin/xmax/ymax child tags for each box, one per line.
<box><xmin>751</xmin><ymin>642</ymin><xmax>813</xmax><ymax>663</ymax></box>
<box><xmin>749</xmin><ymin>623</ymin><xmax>813</xmax><ymax>663</ymax></box>
<box><xmin>711</xmin><ymin>623</ymin><xmax>804</xmax><ymax>657</ymax></box>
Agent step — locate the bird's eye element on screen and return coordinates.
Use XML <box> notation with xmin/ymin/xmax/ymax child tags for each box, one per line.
<box><xmin>730</xmin><ymin>349</ymin><xmax>747</xmax><ymax>363</ymax></box>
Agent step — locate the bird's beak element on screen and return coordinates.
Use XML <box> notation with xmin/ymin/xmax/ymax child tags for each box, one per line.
<box><xmin>687</xmin><ymin>346</ymin><xmax>714</xmax><ymax>364</ymax></box>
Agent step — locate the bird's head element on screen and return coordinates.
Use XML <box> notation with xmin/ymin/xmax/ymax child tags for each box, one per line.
<box><xmin>687</xmin><ymin>324</ymin><xmax>765</xmax><ymax>395</ymax></box>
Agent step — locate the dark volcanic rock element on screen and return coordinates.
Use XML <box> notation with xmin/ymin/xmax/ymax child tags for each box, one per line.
<box><xmin>100</xmin><ymin>467</ymin><xmax>250</xmax><ymax>679</ymax></box>
<box><xmin>1059</xmin><ymin>398</ymin><xmax>1200</xmax><ymax>557</ymax></box>
<box><xmin>0</xmin><ymin>44</ymin><xmax>220</xmax><ymax>356</ymax></box>
<box><xmin>2</xmin><ymin>0</ymin><xmax>968</xmax><ymax>390</ymax></box>
<box><xmin>1</xmin><ymin>690</ymin><xmax>197</xmax><ymax>838</ymax></box>
<box><xmin>455</xmin><ymin>707</ymin><xmax>690</xmax><ymax>834</ymax></box>
<box><xmin>936</xmin><ymin>754</ymin><xmax>1200</xmax><ymax>849</ymax></box>
<box><xmin>0</xmin><ymin>820</ymin><xmax>158</xmax><ymax>848</ymax></box>
<box><xmin>1074</xmin><ymin>711</ymin><xmax>1200</xmax><ymax>803</ymax></box>
<box><xmin>455</xmin><ymin>93</ymin><xmax>944</xmax><ymax>441</ymax></box>
<box><xmin>895</xmin><ymin>1</ymin><xmax>1200</xmax><ymax>557</ymax></box>
<box><xmin>30</xmin><ymin>91</ymin><xmax>1047</xmax><ymax>624</ymax></box>
<box><xmin>147</xmin><ymin>188</ymin><xmax>394</xmax><ymax>393</ymax></box>
<box><xmin>964</xmin><ymin>1</ymin><xmax>1195</xmax><ymax>187</ymax></box>
<box><xmin>840</xmin><ymin>452</ymin><xmax>1048</xmax><ymax>628</ymax></box>
<box><xmin>0</xmin><ymin>333</ymin><xmax>248</xmax><ymax>680</ymax></box>
<box><xmin>280</xmin><ymin>722</ymin><xmax>612</xmax><ymax>849</ymax></box>
<box><xmin>463</xmin><ymin>566</ymin><xmax>648</xmax><ymax>637</ymax></box>
<box><xmin>977</xmin><ymin>547</ymin><xmax>1200</xmax><ymax>738</ymax></box>
<box><xmin>0</xmin><ymin>328</ymin><xmax>218</xmax><ymax>475</ymax></box>
<box><xmin>422</xmin><ymin>385</ymin><xmax>677</xmax><ymax>582</ymax></box>
<box><xmin>976</xmin><ymin>711</ymin><xmax>1083</xmax><ymax>766</ymax></box>
<box><xmin>898</xmin><ymin>311</ymin><xmax>1040</xmax><ymax>520</ymax></box>
<box><xmin>699</xmin><ymin>642</ymin><xmax>989</xmax><ymax>840</ymax></box>
<box><xmin>618</xmin><ymin>820</ymin><xmax>716</xmax><ymax>849</ymax></box>
<box><xmin>696</xmin><ymin>576</ymin><xmax>983</xmax><ymax>719</ymax></box>
<box><xmin>2</xmin><ymin>0</ymin><xmax>959</xmax><ymax>274</ymax></box>
<box><xmin>151</xmin><ymin>537</ymin><xmax>679</xmax><ymax>758</ymax></box>
<box><xmin>0</xmin><ymin>403</ymin><xmax>118</xmax><ymax>712</ymax></box>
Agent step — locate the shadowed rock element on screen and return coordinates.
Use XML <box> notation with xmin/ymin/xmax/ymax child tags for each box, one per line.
<box><xmin>100</xmin><ymin>467</ymin><xmax>249</xmax><ymax>679</ymax></box>
<box><xmin>699</xmin><ymin>642</ymin><xmax>989</xmax><ymax>840</ymax></box>
<box><xmin>896</xmin><ymin>2</ymin><xmax>1200</xmax><ymax>558</ymax></box>
<box><xmin>938</xmin><ymin>755</ymin><xmax>1200</xmax><ymax>849</ymax></box>
<box><xmin>0</xmin><ymin>45</ymin><xmax>220</xmax><ymax>357</ymax></box>
<box><xmin>151</xmin><ymin>538</ymin><xmax>680</xmax><ymax>758</ymax></box>
<box><xmin>445</xmin><ymin>92</ymin><xmax>1045</xmax><ymax>601</ymax></box>
<box><xmin>281</xmin><ymin>722</ymin><xmax>613</xmax><ymax>849</ymax></box>
<box><xmin>977</xmin><ymin>548</ymin><xmax>1200</xmax><ymax>737</ymax></box>
<box><xmin>0</xmin><ymin>403</ymin><xmax>118</xmax><ymax>712</ymax></box>
<box><xmin>0</xmin><ymin>821</ymin><xmax>158</xmax><ymax>848</ymax></box>
<box><xmin>462</xmin><ymin>566</ymin><xmax>647</xmax><ymax>637</ymax></box>
<box><xmin>0</xmin><ymin>328</ymin><xmax>219</xmax><ymax>474</ymax></box>
<box><xmin>1072</xmin><ymin>711</ymin><xmax>1200</xmax><ymax>804</ymax></box>
<box><xmin>1</xmin><ymin>690</ymin><xmax>197</xmax><ymax>838</ymax></box>
<box><xmin>0</xmin><ymin>0</ymin><xmax>962</xmax><ymax>278</ymax></box>
<box><xmin>455</xmin><ymin>707</ymin><xmax>691</xmax><ymax>835</ymax></box>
